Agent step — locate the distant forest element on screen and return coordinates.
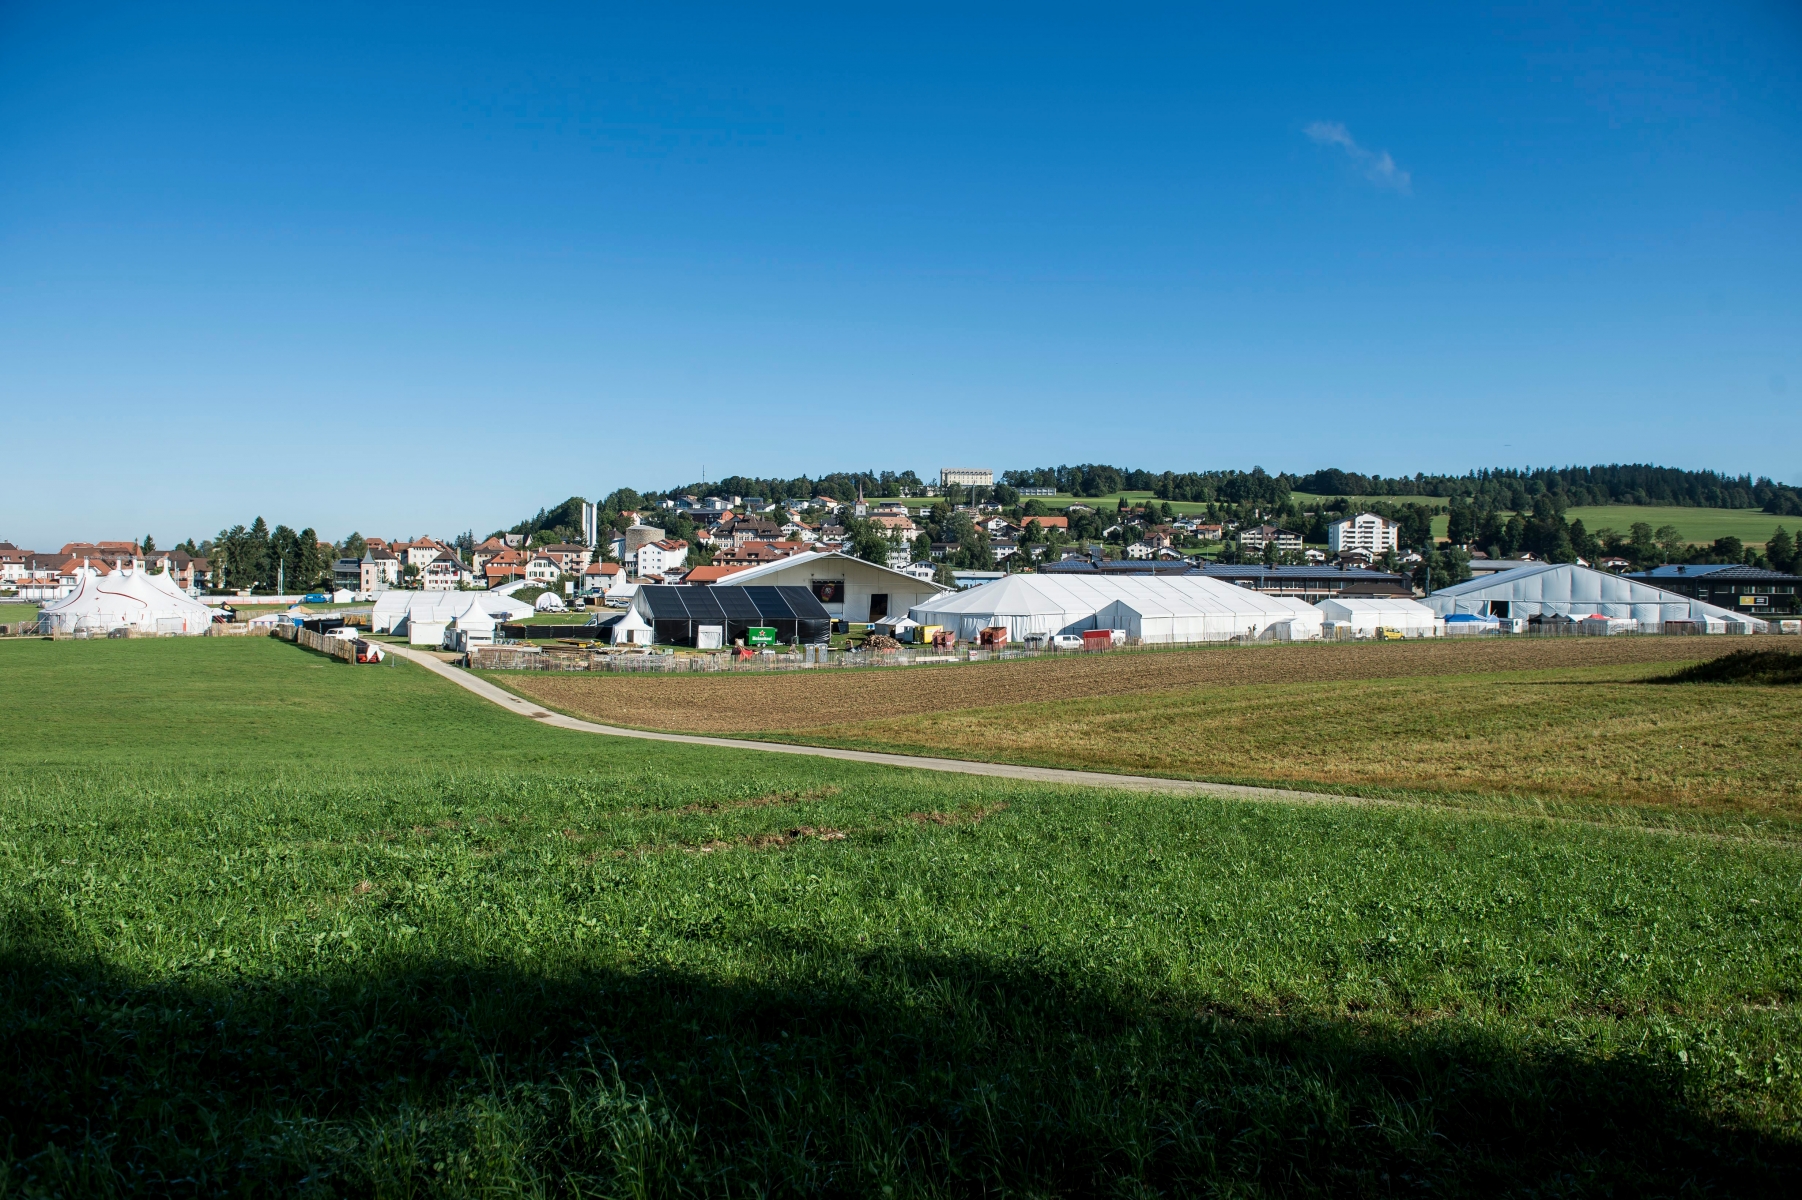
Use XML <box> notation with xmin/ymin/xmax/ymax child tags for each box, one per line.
<box><xmin>1000</xmin><ymin>464</ymin><xmax>1802</xmax><ymax>515</ymax></box>
<box><xmin>501</xmin><ymin>462</ymin><xmax>1802</xmax><ymax>546</ymax></box>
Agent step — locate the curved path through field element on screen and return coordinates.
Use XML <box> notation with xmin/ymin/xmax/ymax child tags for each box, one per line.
<box><xmin>385</xmin><ymin>644</ymin><xmax>1359</xmax><ymax>806</ymax></box>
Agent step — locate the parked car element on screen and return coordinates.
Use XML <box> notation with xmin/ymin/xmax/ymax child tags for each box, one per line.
<box><xmin>1050</xmin><ymin>634</ymin><xmax>1085</xmax><ymax>650</ymax></box>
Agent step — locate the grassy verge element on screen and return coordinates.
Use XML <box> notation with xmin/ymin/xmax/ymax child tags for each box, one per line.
<box><xmin>3</xmin><ymin>638</ymin><xmax>1800</xmax><ymax>1194</ymax></box>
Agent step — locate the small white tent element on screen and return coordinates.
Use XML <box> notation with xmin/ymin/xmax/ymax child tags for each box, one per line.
<box><xmin>609</xmin><ymin>607</ymin><xmax>653</xmax><ymax>645</ymax></box>
<box><xmin>534</xmin><ymin>590</ymin><xmax>568</xmax><ymax>612</ymax></box>
<box><xmin>37</xmin><ymin>567</ymin><xmax>215</xmax><ymax>635</ymax></box>
<box><xmin>1315</xmin><ymin>597</ymin><xmax>1442</xmax><ymax>638</ymax></box>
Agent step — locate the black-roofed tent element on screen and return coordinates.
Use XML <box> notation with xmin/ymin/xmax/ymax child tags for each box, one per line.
<box><xmin>632</xmin><ymin>584</ymin><xmax>831</xmax><ymax>646</ymax></box>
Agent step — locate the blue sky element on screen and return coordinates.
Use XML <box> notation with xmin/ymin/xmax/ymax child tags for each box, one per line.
<box><xmin>2</xmin><ymin>2</ymin><xmax>1798</xmax><ymax>547</ymax></box>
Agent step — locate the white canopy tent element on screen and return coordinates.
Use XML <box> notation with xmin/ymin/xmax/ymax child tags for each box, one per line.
<box><xmin>1315</xmin><ymin>597</ymin><xmax>1443</xmax><ymax>638</ymax></box>
<box><xmin>608</xmin><ymin>607</ymin><xmax>653</xmax><ymax>645</ymax></box>
<box><xmin>534</xmin><ymin>591</ymin><xmax>568</xmax><ymax>612</ymax></box>
<box><xmin>907</xmin><ymin>573</ymin><xmax>1322</xmax><ymax>644</ymax></box>
<box><xmin>1425</xmin><ymin>563</ymin><xmax>1765</xmax><ymax>632</ymax></box>
<box><xmin>37</xmin><ymin>566</ymin><xmax>215</xmax><ymax>635</ymax></box>
<box><xmin>372</xmin><ymin>590</ymin><xmax>533</xmax><ymax>634</ymax></box>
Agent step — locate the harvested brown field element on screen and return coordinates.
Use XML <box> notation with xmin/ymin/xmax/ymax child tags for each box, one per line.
<box><xmin>778</xmin><ymin>673</ymin><xmax>1802</xmax><ymax>817</ymax></box>
<box><xmin>489</xmin><ymin>635</ymin><xmax>1785</xmax><ymax>734</ymax></box>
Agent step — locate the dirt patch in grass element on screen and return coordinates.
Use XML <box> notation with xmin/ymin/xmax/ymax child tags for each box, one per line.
<box><xmin>493</xmin><ymin>636</ymin><xmax>1782</xmax><ymax>734</ymax></box>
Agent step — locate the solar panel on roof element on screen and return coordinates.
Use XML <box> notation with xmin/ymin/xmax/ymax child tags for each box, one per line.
<box><xmin>714</xmin><ymin>589</ymin><xmax>762</xmax><ymax>620</ymax></box>
<box><xmin>680</xmin><ymin>588</ymin><xmax>727</xmax><ymax>622</ymax></box>
<box><xmin>776</xmin><ymin>586</ymin><xmax>832</xmax><ymax>619</ymax></box>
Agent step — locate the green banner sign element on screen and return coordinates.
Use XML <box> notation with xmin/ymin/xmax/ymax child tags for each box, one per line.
<box><xmin>747</xmin><ymin>627</ymin><xmax>777</xmax><ymax>647</ymax></box>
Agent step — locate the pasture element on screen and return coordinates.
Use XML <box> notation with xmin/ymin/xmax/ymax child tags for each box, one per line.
<box><xmin>493</xmin><ymin>636</ymin><xmax>1802</xmax><ymax>827</ymax></box>
<box><xmin>0</xmin><ymin>602</ymin><xmax>41</xmax><ymax>625</ymax></box>
<box><xmin>4</xmin><ymin>637</ymin><xmax>1802</xmax><ymax>1194</ymax></box>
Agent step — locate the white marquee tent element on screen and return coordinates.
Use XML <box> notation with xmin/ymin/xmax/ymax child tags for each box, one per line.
<box><xmin>1425</xmin><ymin>563</ymin><xmax>1765</xmax><ymax>632</ymax></box>
<box><xmin>37</xmin><ymin>567</ymin><xmax>215</xmax><ymax>635</ymax></box>
<box><xmin>906</xmin><ymin>573</ymin><xmax>1322</xmax><ymax>644</ymax></box>
<box><xmin>1315</xmin><ymin>596</ymin><xmax>1443</xmax><ymax>638</ymax></box>
<box><xmin>372</xmin><ymin>589</ymin><xmax>533</xmax><ymax>634</ymax></box>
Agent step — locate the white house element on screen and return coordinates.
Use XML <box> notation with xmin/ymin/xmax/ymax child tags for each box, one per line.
<box><xmin>1238</xmin><ymin>524</ymin><xmax>1303</xmax><ymax>554</ymax></box>
<box><xmin>421</xmin><ymin>556</ymin><xmax>472</xmax><ymax>590</ymax></box>
<box><xmin>525</xmin><ymin>556</ymin><xmax>562</xmax><ymax>584</ymax></box>
<box><xmin>635</xmin><ymin>539</ymin><xmax>689</xmax><ymax>577</ymax></box>
<box><xmin>1327</xmin><ymin>513</ymin><xmax>1400</xmax><ymax>556</ymax></box>
<box><xmin>711</xmin><ymin>550</ymin><xmax>947</xmax><ymax>623</ymax></box>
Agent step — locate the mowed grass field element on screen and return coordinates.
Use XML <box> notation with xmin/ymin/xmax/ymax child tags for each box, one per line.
<box><xmin>495</xmin><ymin>636</ymin><xmax>1802</xmax><ymax>828</ymax></box>
<box><xmin>1029</xmin><ymin>491</ymin><xmax>1791</xmax><ymax>546</ymax></box>
<box><xmin>0</xmin><ymin>602</ymin><xmax>40</xmax><ymax>625</ymax></box>
<box><xmin>6</xmin><ymin>638</ymin><xmax>1802</xmax><ymax>1194</ymax></box>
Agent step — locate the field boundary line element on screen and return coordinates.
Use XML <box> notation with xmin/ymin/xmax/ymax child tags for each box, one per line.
<box><xmin>382</xmin><ymin>646</ymin><xmax>1802</xmax><ymax>849</ymax></box>
<box><xmin>384</xmin><ymin>644</ymin><xmax>1378</xmax><ymax>806</ymax></box>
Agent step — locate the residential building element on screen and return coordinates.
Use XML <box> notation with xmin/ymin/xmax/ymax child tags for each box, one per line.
<box><xmin>1627</xmin><ymin>564</ymin><xmax>1800</xmax><ymax>616</ymax></box>
<box><xmin>524</xmin><ymin>556</ymin><xmax>563</xmax><ymax>584</ymax></box>
<box><xmin>1017</xmin><ymin>514</ymin><xmax>1069</xmax><ymax>533</ymax></box>
<box><xmin>536</xmin><ymin>543</ymin><xmax>594</xmax><ymax>573</ymax></box>
<box><xmin>635</xmin><ymin>539</ymin><xmax>690</xmax><ymax>577</ymax></box>
<box><xmin>940</xmin><ymin>468</ymin><xmax>993</xmax><ymax>489</ymax></box>
<box><xmin>1238</xmin><ymin>524</ymin><xmax>1303</xmax><ymax>554</ymax></box>
<box><xmin>717</xmin><ymin>540</ymin><xmax>810</xmax><ymax>566</ymax></box>
<box><xmin>0</xmin><ymin>543</ymin><xmax>30</xmax><ymax>583</ymax></box>
<box><xmin>394</xmin><ymin>538</ymin><xmax>448</xmax><ymax>568</ymax></box>
<box><xmin>870</xmin><ymin>513</ymin><xmax>918</xmax><ymax>535</ymax></box>
<box><xmin>421</xmin><ymin>555</ymin><xmax>472</xmax><ymax>590</ymax></box>
<box><xmin>581</xmin><ymin>561</ymin><xmax>623</xmax><ymax>592</ymax></box>
<box><xmin>1327</xmin><ymin>513</ymin><xmax>1399</xmax><ymax>556</ymax></box>
<box><xmin>471</xmin><ymin>537</ymin><xmax>511</xmax><ymax>575</ymax></box>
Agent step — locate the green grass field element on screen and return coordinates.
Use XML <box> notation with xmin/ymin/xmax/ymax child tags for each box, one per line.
<box><xmin>760</xmin><ymin>658</ymin><xmax>1802</xmax><ymax>833</ymax></box>
<box><xmin>0</xmin><ymin>602</ymin><xmax>40</xmax><ymax>625</ymax></box>
<box><xmin>4</xmin><ymin>638</ymin><xmax>1801</xmax><ymax>1194</ymax></box>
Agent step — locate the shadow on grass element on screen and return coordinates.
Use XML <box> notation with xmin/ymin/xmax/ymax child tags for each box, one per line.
<box><xmin>1655</xmin><ymin>649</ymin><xmax>1802</xmax><ymax>686</ymax></box>
<box><xmin>3</xmin><ymin>912</ymin><xmax>1796</xmax><ymax>1197</ymax></box>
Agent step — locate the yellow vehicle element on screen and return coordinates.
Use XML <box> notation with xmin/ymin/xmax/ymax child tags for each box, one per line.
<box><xmin>1375</xmin><ymin>627</ymin><xmax>1405</xmax><ymax>641</ymax></box>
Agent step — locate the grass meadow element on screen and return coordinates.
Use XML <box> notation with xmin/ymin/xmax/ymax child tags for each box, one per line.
<box><xmin>0</xmin><ymin>603</ymin><xmax>41</xmax><ymax>625</ymax></box>
<box><xmin>4</xmin><ymin>637</ymin><xmax>1802</xmax><ymax>1195</ymax></box>
<box><xmin>757</xmin><ymin>660</ymin><xmax>1802</xmax><ymax>834</ymax></box>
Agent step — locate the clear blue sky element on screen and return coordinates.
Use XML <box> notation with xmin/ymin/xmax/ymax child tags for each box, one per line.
<box><xmin>3</xmin><ymin>2</ymin><xmax>1798</xmax><ymax>548</ymax></box>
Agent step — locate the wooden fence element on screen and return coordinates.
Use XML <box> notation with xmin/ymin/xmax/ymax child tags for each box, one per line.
<box><xmin>271</xmin><ymin>624</ymin><xmax>359</xmax><ymax>663</ymax></box>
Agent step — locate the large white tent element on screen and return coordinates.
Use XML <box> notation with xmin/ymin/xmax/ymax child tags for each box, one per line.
<box><xmin>1315</xmin><ymin>597</ymin><xmax>1443</xmax><ymax>637</ymax></box>
<box><xmin>38</xmin><ymin>567</ymin><xmax>215</xmax><ymax>635</ymax></box>
<box><xmin>906</xmin><ymin>573</ymin><xmax>1322</xmax><ymax>643</ymax></box>
<box><xmin>1425</xmin><ymin>563</ymin><xmax>1764</xmax><ymax>632</ymax></box>
<box><xmin>372</xmin><ymin>590</ymin><xmax>532</xmax><ymax>634</ymax></box>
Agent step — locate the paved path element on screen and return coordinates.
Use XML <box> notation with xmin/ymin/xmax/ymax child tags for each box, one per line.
<box><xmin>384</xmin><ymin>644</ymin><xmax>1364</xmax><ymax>806</ymax></box>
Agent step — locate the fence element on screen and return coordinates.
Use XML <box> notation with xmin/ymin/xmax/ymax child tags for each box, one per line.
<box><xmin>465</xmin><ymin>619</ymin><xmax>1793</xmax><ymax>674</ymax></box>
<box><xmin>271</xmin><ymin>623</ymin><xmax>359</xmax><ymax>663</ymax></box>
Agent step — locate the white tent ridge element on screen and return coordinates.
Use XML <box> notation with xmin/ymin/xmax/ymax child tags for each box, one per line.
<box><xmin>37</xmin><ymin>566</ymin><xmax>215</xmax><ymax>635</ymax></box>
<box><xmin>372</xmin><ymin>590</ymin><xmax>534</xmax><ymax>635</ymax></box>
<box><xmin>1316</xmin><ymin>596</ymin><xmax>1442</xmax><ymax>638</ymax></box>
<box><xmin>1425</xmin><ymin>563</ymin><xmax>1765</xmax><ymax>632</ymax></box>
<box><xmin>907</xmin><ymin>574</ymin><xmax>1323</xmax><ymax>644</ymax></box>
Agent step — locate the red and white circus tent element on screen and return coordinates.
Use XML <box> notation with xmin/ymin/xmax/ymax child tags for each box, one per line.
<box><xmin>37</xmin><ymin>564</ymin><xmax>216</xmax><ymax>635</ymax></box>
